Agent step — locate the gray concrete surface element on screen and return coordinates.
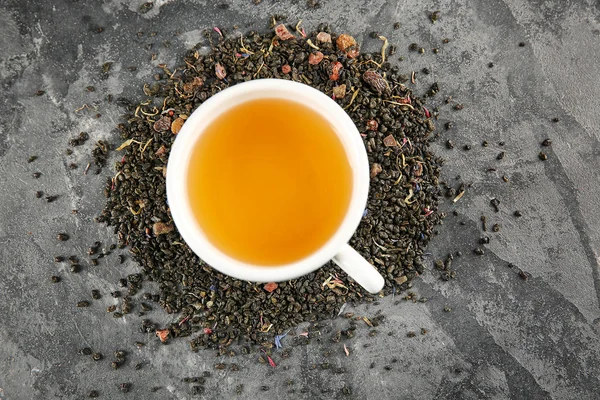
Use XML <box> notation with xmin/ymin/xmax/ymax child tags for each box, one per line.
<box><xmin>1</xmin><ymin>0</ymin><xmax>600</xmax><ymax>399</ymax></box>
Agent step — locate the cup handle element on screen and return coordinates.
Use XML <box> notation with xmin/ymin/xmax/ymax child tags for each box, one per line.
<box><xmin>332</xmin><ymin>244</ymin><xmax>385</xmax><ymax>294</ymax></box>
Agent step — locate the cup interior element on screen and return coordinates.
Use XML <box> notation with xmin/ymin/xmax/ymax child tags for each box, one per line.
<box><xmin>166</xmin><ymin>79</ymin><xmax>369</xmax><ymax>282</ymax></box>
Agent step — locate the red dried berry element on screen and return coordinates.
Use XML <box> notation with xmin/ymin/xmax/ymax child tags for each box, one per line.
<box><xmin>336</xmin><ymin>34</ymin><xmax>360</xmax><ymax>58</ymax></box>
<box><xmin>274</xmin><ymin>24</ymin><xmax>295</xmax><ymax>40</ymax></box>
<box><xmin>308</xmin><ymin>51</ymin><xmax>324</xmax><ymax>65</ymax></box>
<box><xmin>366</xmin><ymin>119</ymin><xmax>379</xmax><ymax>131</ymax></box>
<box><xmin>329</xmin><ymin>61</ymin><xmax>343</xmax><ymax>81</ymax></box>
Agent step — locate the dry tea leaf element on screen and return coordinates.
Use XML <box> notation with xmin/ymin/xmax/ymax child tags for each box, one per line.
<box><xmin>153</xmin><ymin>116</ymin><xmax>172</xmax><ymax>132</ymax></box>
<box><xmin>329</xmin><ymin>61</ymin><xmax>343</xmax><ymax>81</ymax></box>
<box><xmin>171</xmin><ymin>117</ymin><xmax>184</xmax><ymax>134</ymax></box>
<box><xmin>308</xmin><ymin>51</ymin><xmax>324</xmax><ymax>65</ymax></box>
<box><xmin>394</xmin><ymin>275</ymin><xmax>408</xmax><ymax>285</ymax></box>
<box><xmin>215</xmin><ymin>63</ymin><xmax>227</xmax><ymax>80</ymax></box>
<box><xmin>274</xmin><ymin>24</ymin><xmax>295</xmax><ymax>40</ymax></box>
<box><xmin>152</xmin><ymin>222</ymin><xmax>174</xmax><ymax>235</ymax></box>
<box><xmin>263</xmin><ymin>282</ymin><xmax>278</xmax><ymax>293</ymax></box>
<box><xmin>363</xmin><ymin>70</ymin><xmax>389</xmax><ymax>95</ymax></box>
<box><xmin>383</xmin><ymin>134</ymin><xmax>398</xmax><ymax>147</ymax></box>
<box><xmin>370</xmin><ymin>163</ymin><xmax>382</xmax><ymax>178</ymax></box>
<box><xmin>336</xmin><ymin>34</ymin><xmax>359</xmax><ymax>58</ymax></box>
<box><xmin>316</xmin><ymin>31</ymin><xmax>332</xmax><ymax>43</ymax></box>
<box><xmin>332</xmin><ymin>84</ymin><xmax>346</xmax><ymax>99</ymax></box>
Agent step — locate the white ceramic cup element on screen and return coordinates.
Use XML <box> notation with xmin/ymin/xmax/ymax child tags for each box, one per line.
<box><xmin>166</xmin><ymin>79</ymin><xmax>385</xmax><ymax>294</ymax></box>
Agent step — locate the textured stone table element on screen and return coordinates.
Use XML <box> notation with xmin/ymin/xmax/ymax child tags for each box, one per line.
<box><xmin>1</xmin><ymin>0</ymin><xmax>599</xmax><ymax>399</ymax></box>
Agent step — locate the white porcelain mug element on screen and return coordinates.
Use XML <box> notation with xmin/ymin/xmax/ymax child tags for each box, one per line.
<box><xmin>166</xmin><ymin>79</ymin><xmax>385</xmax><ymax>294</ymax></box>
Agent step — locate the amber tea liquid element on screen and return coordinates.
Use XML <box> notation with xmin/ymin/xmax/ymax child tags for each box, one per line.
<box><xmin>187</xmin><ymin>98</ymin><xmax>353</xmax><ymax>266</ymax></box>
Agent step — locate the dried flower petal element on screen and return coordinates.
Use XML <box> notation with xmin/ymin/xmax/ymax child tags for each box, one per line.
<box><xmin>336</xmin><ymin>34</ymin><xmax>359</xmax><ymax>58</ymax></box>
<box><xmin>156</xmin><ymin>329</ymin><xmax>170</xmax><ymax>343</ymax></box>
<box><xmin>261</xmin><ymin>349</ymin><xmax>277</xmax><ymax>367</ymax></box>
<box><xmin>332</xmin><ymin>84</ymin><xmax>346</xmax><ymax>99</ymax></box>
<box><xmin>171</xmin><ymin>117</ymin><xmax>185</xmax><ymax>134</ymax></box>
<box><xmin>281</xmin><ymin>64</ymin><xmax>291</xmax><ymax>74</ymax></box>
<box><xmin>263</xmin><ymin>282</ymin><xmax>278</xmax><ymax>293</ymax></box>
<box><xmin>308</xmin><ymin>51</ymin><xmax>324</xmax><ymax>65</ymax></box>
<box><xmin>329</xmin><ymin>61</ymin><xmax>343</xmax><ymax>81</ymax></box>
<box><xmin>152</xmin><ymin>222</ymin><xmax>174</xmax><ymax>235</ymax></box>
<box><xmin>383</xmin><ymin>134</ymin><xmax>398</xmax><ymax>147</ymax></box>
<box><xmin>370</xmin><ymin>163</ymin><xmax>382</xmax><ymax>178</ymax></box>
<box><xmin>344</xmin><ymin>344</ymin><xmax>350</xmax><ymax>356</ymax></box>
<box><xmin>153</xmin><ymin>116</ymin><xmax>172</xmax><ymax>132</ymax></box>
<box><xmin>274</xmin><ymin>331</ymin><xmax>289</xmax><ymax>349</ymax></box>
<box><xmin>155</xmin><ymin>145</ymin><xmax>167</xmax><ymax>156</ymax></box>
<box><xmin>215</xmin><ymin>62</ymin><xmax>227</xmax><ymax>80</ymax></box>
<box><xmin>316</xmin><ymin>31</ymin><xmax>332</xmax><ymax>43</ymax></box>
<box><xmin>116</xmin><ymin>139</ymin><xmax>135</xmax><ymax>151</ymax></box>
<box><xmin>363</xmin><ymin>70</ymin><xmax>389</xmax><ymax>95</ymax></box>
<box><xmin>274</xmin><ymin>24</ymin><xmax>295</xmax><ymax>40</ymax></box>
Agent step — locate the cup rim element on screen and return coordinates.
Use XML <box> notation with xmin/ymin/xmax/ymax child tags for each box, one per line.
<box><xmin>166</xmin><ymin>79</ymin><xmax>369</xmax><ymax>282</ymax></box>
